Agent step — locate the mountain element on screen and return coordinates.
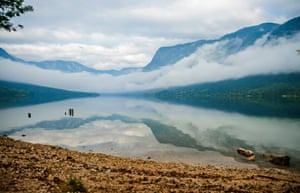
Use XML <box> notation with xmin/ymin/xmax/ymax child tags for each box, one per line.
<box><xmin>143</xmin><ymin>40</ymin><xmax>213</xmax><ymax>71</ymax></box>
<box><xmin>0</xmin><ymin>80</ymin><xmax>99</xmax><ymax>108</ymax></box>
<box><xmin>0</xmin><ymin>48</ymin><xmax>17</xmax><ymax>61</ymax></box>
<box><xmin>0</xmin><ymin>48</ymin><xmax>138</xmax><ymax>75</ymax></box>
<box><xmin>144</xmin><ymin>23</ymin><xmax>278</xmax><ymax>71</ymax></box>
<box><xmin>28</xmin><ymin>60</ymin><xmax>100</xmax><ymax>73</ymax></box>
<box><xmin>0</xmin><ymin>48</ymin><xmax>97</xmax><ymax>73</ymax></box>
<box><xmin>154</xmin><ymin>73</ymin><xmax>300</xmax><ymax>118</ymax></box>
<box><xmin>1</xmin><ymin>16</ymin><xmax>299</xmax><ymax>75</ymax></box>
<box><xmin>268</xmin><ymin>16</ymin><xmax>300</xmax><ymax>40</ymax></box>
<box><xmin>144</xmin><ymin>16</ymin><xmax>300</xmax><ymax>71</ymax></box>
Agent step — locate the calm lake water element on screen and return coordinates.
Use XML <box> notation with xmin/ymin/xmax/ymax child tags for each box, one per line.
<box><xmin>1</xmin><ymin>96</ymin><xmax>300</xmax><ymax>170</ymax></box>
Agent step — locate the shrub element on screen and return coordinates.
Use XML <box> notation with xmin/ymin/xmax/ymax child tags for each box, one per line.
<box><xmin>58</xmin><ymin>177</ymin><xmax>87</xmax><ymax>192</ymax></box>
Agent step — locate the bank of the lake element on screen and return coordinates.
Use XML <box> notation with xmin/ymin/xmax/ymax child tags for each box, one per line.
<box><xmin>1</xmin><ymin>136</ymin><xmax>299</xmax><ymax>192</ymax></box>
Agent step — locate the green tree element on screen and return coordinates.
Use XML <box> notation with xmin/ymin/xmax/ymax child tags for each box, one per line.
<box><xmin>0</xmin><ymin>0</ymin><xmax>33</xmax><ymax>32</ymax></box>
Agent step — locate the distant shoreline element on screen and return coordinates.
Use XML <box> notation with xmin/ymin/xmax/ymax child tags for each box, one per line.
<box><xmin>1</xmin><ymin>136</ymin><xmax>300</xmax><ymax>192</ymax></box>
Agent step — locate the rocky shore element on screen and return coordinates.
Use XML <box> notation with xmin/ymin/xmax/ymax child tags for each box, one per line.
<box><xmin>1</xmin><ymin>136</ymin><xmax>300</xmax><ymax>192</ymax></box>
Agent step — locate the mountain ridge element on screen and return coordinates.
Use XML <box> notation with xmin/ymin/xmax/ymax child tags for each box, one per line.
<box><xmin>0</xmin><ymin>48</ymin><xmax>132</xmax><ymax>75</ymax></box>
<box><xmin>268</xmin><ymin>16</ymin><xmax>300</xmax><ymax>40</ymax></box>
<box><xmin>144</xmin><ymin>16</ymin><xmax>299</xmax><ymax>71</ymax></box>
<box><xmin>144</xmin><ymin>22</ymin><xmax>280</xmax><ymax>71</ymax></box>
<box><xmin>1</xmin><ymin>16</ymin><xmax>299</xmax><ymax>75</ymax></box>
<box><xmin>154</xmin><ymin>72</ymin><xmax>300</xmax><ymax>118</ymax></box>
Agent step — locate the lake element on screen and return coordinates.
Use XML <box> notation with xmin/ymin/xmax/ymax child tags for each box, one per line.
<box><xmin>1</xmin><ymin>96</ymin><xmax>300</xmax><ymax>171</ymax></box>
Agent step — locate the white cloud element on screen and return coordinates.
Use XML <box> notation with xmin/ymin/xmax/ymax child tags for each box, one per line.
<box><xmin>1</xmin><ymin>33</ymin><xmax>299</xmax><ymax>93</ymax></box>
<box><xmin>1</xmin><ymin>0</ymin><xmax>299</xmax><ymax>70</ymax></box>
<box><xmin>0</xmin><ymin>30</ymin><xmax>183</xmax><ymax>69</ymax></box>
<box><xmin>146</xmin><ymin>33</ymin><xmax>300</xmax><ymax>89</ymax></box>
<box><xmin>0</xmin><ymin>0</ymin><xmax>299</xmax><ymax>93</ymax></box>
<box><xmin>0</xmin><ymin>42</ymin><xmax>151</xmax><ymax>70</ymax></box>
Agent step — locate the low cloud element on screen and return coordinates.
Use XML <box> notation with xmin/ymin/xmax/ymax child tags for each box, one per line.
<box><xmin>1</xmin><ymin>33</ymin><xmax>299</xmax><ymax>93</ymax></box>
<box><xmin>0</xmin><ymin>32</ymin><xmax>182</xmax><ymax>70</ymax></box>
<box><xmin>1</xmin><ymin>0</ymin><xmax>299</xmax><ymax>70</ymax></box>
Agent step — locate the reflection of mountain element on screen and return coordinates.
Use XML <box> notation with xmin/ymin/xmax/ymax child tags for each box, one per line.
<box><xmin>4</xmin><ymin>112</ymin><xmax>300</xmax><ymax>171</ymax></box>
<box><xmin>200</xmin><ymin>128</ymin><xmax>254</xmax><ymax>155</ymax></box>
<box><xmin>1</xmin><ymin>114</ymin><xmax>138</xmax><ymax>136</ymax></box>
<box><xmin>4</xmin><ymin>113</ymin><xmax>255</xmax><ymax>158</ymax></box>
<box><xmin>143</xmin><ymin>118</ymin><xmax>300</xmax><ymax>170</ymax></box>
<box><xmin>144</xmin><ymin>118</ymin><xmax>300</xmax><ymax>167</ymax></box>
<box><xmin>142</xmin><ymin>119</ymin><xmax>210</xmax><ymax>151</ymax></box>
<box><xmin>142</xmin><ymin>119</ymin><xmax>255</xmax><ymax>157</ymax></box>
<box><xmin>155</xmin><ymin>73</ymin><xmax>300</xmax><ymax>118</ymax></box>
<box><xmin>0</xmin><ymin>48</ymin><xmax>139</xmax><ymax>75</ymax></box>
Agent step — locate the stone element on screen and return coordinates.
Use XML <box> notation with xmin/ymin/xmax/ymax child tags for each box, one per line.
<box><xmin>262</xmin><ymin>153</ymin><xmax>290</xmax><ymax>166</ymax></box>
<box><xmin>2</xmin><ymin>136</ymin><xmax>300</xmax><ymax>192</ymax></box>
<box><xmin>237</xmin><ymin>148</ymin><xmax>255</xmax><ymax>157</ymax></box>
<box><xmin>247</xmin><ymin>155</ymin><xmax>256</xmax><ymax>161</ymax></box>
<box><xmin>66</xmin><ymin>155</ymin><xmax>75</xmax><ymax>162</ymax></box>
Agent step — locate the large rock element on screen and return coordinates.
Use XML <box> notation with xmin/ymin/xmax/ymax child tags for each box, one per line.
<box><xmin>237</xmin><ymin>148</ymin><xmax>256</xmax><ymax>161</ymax></box>
<box><xmin>262</xmin><ymin>153</ymin><xmax>290</xmax><ymax>166</ymax></box>
<box><xmin>237</xmin><ymin>148</ymin><xmax>254</xmax><ymax>157</ymax></box>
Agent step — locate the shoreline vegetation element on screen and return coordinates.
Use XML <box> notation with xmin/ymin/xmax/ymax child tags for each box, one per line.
<box><xmin>1</xmin><ymin>136</ymin><xmax>300</xmax><ymax>192</ymax></box>
<box><xmin>0</xmin><ymin>80</ymin><xmax>100</xmax><ymax>109</ymax></box>
<box><xmin>154</xmin><ymin>73</ymin><xmax>300</xmax><ymax>118</ymax></box>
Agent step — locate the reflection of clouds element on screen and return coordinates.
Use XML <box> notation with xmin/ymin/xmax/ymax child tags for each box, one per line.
<box><xmin>10</xmin><ymin>119</ymin><xmax>257</xmax><ymax>168</ymax></box>
<box><xmin>6</xmin><ymin>97</ymin><xmax>300</xmax><ymax>154</ymax></box>
<box><xmin>123</xmin><ymin>127</ymin><xmax>148</xmax><ymax>137</ymax></box>
<box><xmin>11</xmin><ymin>120</ymin><xmax>155</xmax><ymax>148</ymax></box>
<box><xmin>4</xmin><ymin>96</ymin><xmax>300</xmax><ymax>166</ymax></box>
<box><xmin>147</xmin><ymin>101</ymin><xmax>300</xmax><ymax>152</ymax></box>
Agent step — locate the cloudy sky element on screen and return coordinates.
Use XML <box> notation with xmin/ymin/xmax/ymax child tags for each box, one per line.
<box><xmin>1</xmin><ymin>0</ymin><xmax>300</xmax><ymax>70</ymax></box>
<box><xmin>0</xmin><ymin>0</ymin><xmax>300</xmax><ymax>93</ymax></box>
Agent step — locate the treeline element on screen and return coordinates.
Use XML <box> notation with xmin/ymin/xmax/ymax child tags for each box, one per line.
<box><xmin>0</xmin><ymin>81</ymin><xmax>99</xmax><ymax>108</ymax></box>
<box><xmin>155</xmin><ymin>73</ymin><xmax>300</xmax><ymax>118</ymax></box>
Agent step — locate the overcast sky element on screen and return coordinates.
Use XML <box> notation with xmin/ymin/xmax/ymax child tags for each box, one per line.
<box><xmin>0</xmin><ymin>0</ymin><xmax>300</xmax><ymax>70</ymax></box>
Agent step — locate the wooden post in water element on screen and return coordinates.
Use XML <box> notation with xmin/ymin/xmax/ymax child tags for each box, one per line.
<box><xmin>68</xmin><ymin>108</ymin><xmax>74</xmax><ymax>116</ymax></box>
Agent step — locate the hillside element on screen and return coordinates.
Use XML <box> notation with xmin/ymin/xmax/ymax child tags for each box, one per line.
<box><xmin>144</xmin><ymin>16</ymin><xmax>300</xmax><ymax>71</ymax></box>
<box><xmin>144</xmin><ymin>22</ymin><xmax>279</xmax><ymax>71</ymax></box>
<box><xmin>0</xmin><ymin>81</ymin><xmax>99</xmax><ymax>108</ymax></box>
<box><xmin>155</xmin><ymin>73</ymin><xmax>300</xmax><ymax>118</ymax></box>
<box><xmin>1</xmin><ymin>16</ymin><xmax>299</xmax><ymax>76</ymax></box>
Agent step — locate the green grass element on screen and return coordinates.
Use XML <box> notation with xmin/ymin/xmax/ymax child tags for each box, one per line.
<box><xmin>58</xmin><ymin>177</ymin><xmax>87</xmax><ymax>193</ymax></box>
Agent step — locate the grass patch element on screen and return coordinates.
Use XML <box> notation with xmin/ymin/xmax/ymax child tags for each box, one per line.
<box><xmin>58</xmin><ymin>177</ymin><xmax>87</xmax><ymax>193</ymax></box>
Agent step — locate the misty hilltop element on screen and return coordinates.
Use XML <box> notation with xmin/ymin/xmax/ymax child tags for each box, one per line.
<box><xmin>145</xmin><ymin>16</ymin><xmax>300</xmax><ymax>71</ymax></box>
<box><xmin>0</xmin><ymin>48</ymin><xmax>135</xmax><ymax>76</ymax></box>
<box><xmin>1</xmin><ymin>16</ymin><xmax>300</xmax><ymax>75</ymax></box>
<box><xmin>0</xmin><ymin>16</ymin><xmax>300</xmax><ymax>93</ymax></box>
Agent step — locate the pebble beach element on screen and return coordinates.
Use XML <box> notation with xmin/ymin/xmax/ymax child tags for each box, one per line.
<box><xmin>1</xmin><ymin>136</ymin><xmax>300</xmax><ymax>192</ymax></box>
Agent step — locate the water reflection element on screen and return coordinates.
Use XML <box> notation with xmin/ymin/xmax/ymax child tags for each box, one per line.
<box><xmin>0</xmin><ymin>96</ymin><xmax>299</xmax><ymax>170</ymax></box>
